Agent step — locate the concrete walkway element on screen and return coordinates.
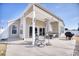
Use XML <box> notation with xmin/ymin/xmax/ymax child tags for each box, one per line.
<box><xmin>5</xmin><ymin>38</ymin><xmax>76</xmax><ymax>56</ymax></box>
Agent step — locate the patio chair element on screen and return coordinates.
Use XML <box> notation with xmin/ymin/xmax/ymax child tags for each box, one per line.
<box><xmin>35</xmin><ymin>39</ymin><xmax>45</xmax><ymax>47</ymax></box>
<box><xmin>35</xmin><ymin>34</ymin><xmax>46</xmax><ymax>47</ymax></box>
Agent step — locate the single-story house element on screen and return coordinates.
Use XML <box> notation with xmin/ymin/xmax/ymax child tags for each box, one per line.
<box><xmin>1</xmin><ymin>4</ymin><xmax>65</xmax><ymax>45</ymax></box>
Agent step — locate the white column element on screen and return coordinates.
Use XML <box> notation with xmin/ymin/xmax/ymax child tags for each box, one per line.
<box><xmin>45</xmin><ymin>19</ymin><xmax>52</xmax><ymax>33</ymax></box>
<box><xmin>23</xmin><ymin>16</ymin><xmax>27</xmax><ymax>41</ymax></box>
<box><xmin>32</xmin><ymin>5</ymin><xmax>36</xmax><ymax>46</ymax></box>
<box><xmin>48</xmin><ymin>20</ymin><xmax>52</xmax><ymax>32</ymax></box>
<box><xmin>45</xmin><ymin>19</ymin><xmax>48</xmax><ymax>34</ymax></box>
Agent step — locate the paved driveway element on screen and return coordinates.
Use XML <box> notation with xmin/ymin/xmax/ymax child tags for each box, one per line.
<box><xmin>6</xmin><ymin>38</ymin><xmax>75</xmax><ymax>56</ymax></box>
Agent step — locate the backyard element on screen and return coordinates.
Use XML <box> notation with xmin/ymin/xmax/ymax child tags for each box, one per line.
<box><xmin>0</xmin><ymin>36</ymin><xmax>79</xmax><ymax>56</ymax></box>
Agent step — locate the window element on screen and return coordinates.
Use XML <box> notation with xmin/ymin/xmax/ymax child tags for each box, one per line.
<box><xmin>35</xmin><ymin>27</ymin><xmax>37</xmax><ymax>34</ymax></box>
<box><xmin>43</xmin><ymin>28</ymin><xmax>45</xmax><ymax>36</ymax></box>
<box><xmin>29</xmin><ymin>27</ymin><xmax>32</xmax><ymax>37</ymax></box>
<box><xmin>39</xmin><ymin>28</ymin><xmax>45</xmax><ymax>36</ymax></box>
<box><xmin>12</xmin><ymin>25</ymin><xmax>17</xmax><ymax>34</ymax></box>
<box><xmin>39</xmin><ymin>28</ymin><xmax>42</xmax><ymax>36</ymax></box>
<box><xmin>29</xmin><ymin>27</ymin><xmax>38</xmax><ymax>37</ymax></box>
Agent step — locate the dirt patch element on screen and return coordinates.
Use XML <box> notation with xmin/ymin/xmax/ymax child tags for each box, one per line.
<box><xmin>73</xmin><ymin>36</ymin><xmax>79</xmax><ymax>41</ymax></box>
<box><xmin>0</xmin><ymin>44</ymin><xmax>7</xmax><ymax>56</ymax></box>
<box><xmin>73</xmin><ymin>36</ymin><xmax>79</xmax><ymax>56</ymax></box>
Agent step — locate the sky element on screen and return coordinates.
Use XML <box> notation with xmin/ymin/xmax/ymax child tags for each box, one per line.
<box><xmin>0</xmin><ymin>3</ymin><xmax>79</xmax><ymax>30</ymax></box>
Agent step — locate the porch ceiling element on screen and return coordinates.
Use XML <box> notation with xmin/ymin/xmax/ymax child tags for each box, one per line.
<box><xmin>25</xmin><ymin>5</ymin><xmax>59</xmax><ymax>22</ymax></box>
<box><xmin>26</xmin><ymin>11</ymin><xmax>58</xmax><ymax>22</ymax></box>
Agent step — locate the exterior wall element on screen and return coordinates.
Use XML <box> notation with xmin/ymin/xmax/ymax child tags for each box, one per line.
<box><xmin>8</xmin><ymin>18</ymin><xmax>64</xmax><ymax>38</ymax></box>
<box><xmin>59</xmin><ymin>21</ymin><xmax>64</xmax><ymax>34</ymax></box>
<box><xmin>8</xmin><ymin>20</ymin><xmax>20</xmax><ymax>38</ymax></box>
<box><xmin>51</xmin><ymin>22</ymin><xmax>59</xmax><ymax>34</ymax></box>
<box><xmin>25</xmin><ymin>18</ymin><xmax>30</xmax><ymax>38</ymax></box>
<box><xmin>26</xmin><ymin>17</ymin><xmax>45</xmax><ymax>28</ymax></box>
<box><xmin>8</xmin><ymin>17</ymin><xmax>46</xmax><ymax>38</ymax></box>
<box><xmin>19</xmin><ymin>19</ymin><xmax>24</xmax><ymax>38</ymax></box>
<box><xmin>26</xmin><ymin>17</ymin><xmax>32</xmax><ymax>25</ymax></box>
<box><xmin>20</xmin><ymin>17</ymin><xmax>30</xmax><ymax>38</ymax></box>
<box><xmin>25</xmin><ymin>17</ymin><xmax>62</xmax><ymax>38</ymax></box>
<box><xmin>36</xmin><ymin>20</ymin><xmax>45</xmax><ymax>28</ymax></box>
<box><xmin>58</xmin><ymin>21</ymin><xmax>65</xmax><ymax>37</ymax></box>
<box><xmin>51</xmin><ymin>21</ymin><xmax>65</xmax><ymax>37</ymax></box>
<box><xmin>26</xmin><ymin>17</ymin><xmax>45</xmax><ymax>37</ymax></box>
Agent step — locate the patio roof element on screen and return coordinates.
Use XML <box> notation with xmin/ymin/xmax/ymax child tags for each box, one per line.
<box><xmin>23</xmin><ymin>4</ymin><xmax>65</xmax><ymax>25</ymax></box>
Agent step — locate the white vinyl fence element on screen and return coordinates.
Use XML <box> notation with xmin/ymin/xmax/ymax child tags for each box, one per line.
<box><xmin>0</xmin><ymin>27</ymin><xmax>9</xmax><ymax>40</ymax></box>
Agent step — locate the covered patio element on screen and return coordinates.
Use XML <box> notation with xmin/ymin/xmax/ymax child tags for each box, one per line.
<box><xmin>21</xmin><ymin>4</ymin><xmax>60</xmax><ymax>46</ymax></box>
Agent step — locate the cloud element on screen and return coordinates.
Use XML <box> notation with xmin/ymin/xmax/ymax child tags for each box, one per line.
<box><xmin>73</xmin><ymin>17</ymin><xmax>79</xmax><ymax>21</ymax></box>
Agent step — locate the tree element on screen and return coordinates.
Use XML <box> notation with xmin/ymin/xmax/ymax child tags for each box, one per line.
<box><xmin>65</xmin><ymin>28</ymin><xmax>68</xmax><ymax>30</ymax></box>
<box><xmin>78</xmin><ymin>28</ymin><xmax>79</xmax><ymax>31</ymax></box>
<box><xmin>78</xmin><ymin>23</ymin><xmax>79</xmax><ymax>31</ymax></box>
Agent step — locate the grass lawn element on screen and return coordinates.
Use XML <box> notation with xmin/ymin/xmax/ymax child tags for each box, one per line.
<box><xmin>0</xmin><ymin>44</ymin><xmax>7</xmax><ymax>56</ymax></box>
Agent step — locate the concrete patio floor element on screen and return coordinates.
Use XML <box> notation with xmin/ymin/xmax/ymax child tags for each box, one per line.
<box><xmin>5</xmin><ymin>38</ymin><xmax>76</xmax><ymax>56</ymax></box>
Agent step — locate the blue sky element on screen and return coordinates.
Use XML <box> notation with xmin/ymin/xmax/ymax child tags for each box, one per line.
<box><xmin>0</xmin><ymin>3</ymin><xmax>79</xmax><ymax>29</ymax></box>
